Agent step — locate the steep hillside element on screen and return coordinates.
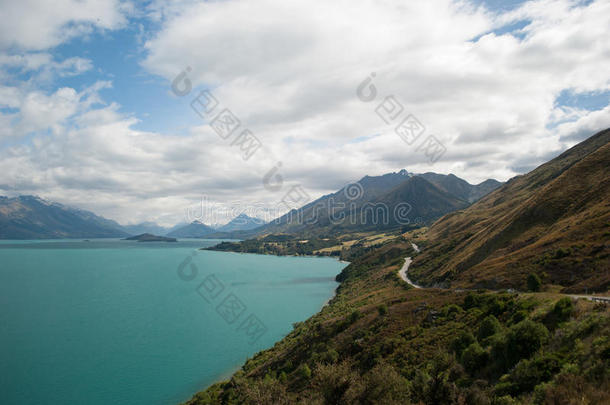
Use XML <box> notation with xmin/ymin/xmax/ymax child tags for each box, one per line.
<box><xmin>374</xmin><ymin>176</ymin><xmax>469</xmax><ymax>224</ymax></box>
<box><xmin>409</xmin><ymin>128</ymin><xmax>610</xmax><ymax>293</ymax></box>
<box><xmin>419</xmin><ymin>173</ymin><xmax>503</xmax><ymax>203</ymax></box>
<box><xmin>0</xmin><ymin>196</ymin><xmax>128</xmax><ymax>239</ymax></box>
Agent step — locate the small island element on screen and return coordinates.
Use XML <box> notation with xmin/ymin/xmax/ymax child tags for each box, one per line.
<box><xmin>123</xmin><ymin>233</ymin><xmax>177</xmax><ymax>242</ymax></box>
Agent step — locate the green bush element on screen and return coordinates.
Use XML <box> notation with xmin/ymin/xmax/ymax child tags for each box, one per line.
<box><xmin>492</xmin><ymin>395</ymin><xmax>518</xmax><ymax>405</ymax></box>
<box><xmin>443</xmin><ymin>304</ymin><xmax>463</xmax><ymax>318</ymax></box>
<box><xmin>354</xmin><ymin>362</ymin><xmax>411</xmax><ymax>404</ymax></box>
<box><xmin>497</xmin><ymin>354</ymin><xmax>561</xmax><ymax>395</ymax></box>
<box><xmin>478</xmin><ymin>315</ymin><xmax>502</xmax><ymax>341</ymax></box>
<box><xmin>464</xmin><ymin>293</ymin><xmax>482</xmax><ymax>310</ymax></box>
<box><xmin>461</xmin><ymin>343</ymin><xmax>489</xmax><ymax>374</ymax></box>
<box><xmin>506</xmin><ymin>320</ymin><xmax>549</xmax><ymax>366</ymax></box>
<box><xmin>552</xmin><ymin>298</ymin><xmax>573</xmax><ymax>322</ymax></box>
<box><xmin>450</xmin><ymin>330</ymin><xmax>476</xmax><ymax>356</ymax></box>
<box><xmin>527</xmin><ymin>273</ymin><xmax>542</xmax><ymax>292</ymax></box>
<box><xmin>509</xmin><ymin>310</ymin><xmax>527</xmax><ymax>325</ymax></box>
<box><xmin>300</xmin><ymin>364</ymin><xmax>312</xmax><ymax>379</ymax></box>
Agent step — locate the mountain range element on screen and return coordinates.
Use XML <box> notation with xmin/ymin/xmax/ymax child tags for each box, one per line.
<box><xmin>0</xmin><ymin>170</ymin><xmax>501</xmax><ymax>239</ymax></box>
<box><xmin>0</xmin><ymin>196</ymin><xmax>129</xmax><ymax>239</ymax></box>
<box><xmin>254</xmin><ymin>170</ymin><xmax>502</xmax><ymax>236</ymax></box>
<box><xmin>0</xmin><ymin>198</ymin><xmax>264</xmax><ymax>239</ymax></box>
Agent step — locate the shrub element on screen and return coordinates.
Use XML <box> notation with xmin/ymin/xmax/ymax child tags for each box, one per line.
<box><xmin>234</xmin><ymin>377</ymin><xmax>290</xmax><ymax>405</ymax></box>
<box><xmin>451</xmin><ymin>330</ymin><xmax>476</xmax><ymax>356</ymax></box>
<box><xmin>377</xmin><ymin>304</ymin><xmax>388</xmax><ymax>316</ymax></box>
<box><xmin>464</xmin><ymin>293</ymin><xmax>482</xmax><ymax>310</ymax></box>
<box><xmin>300</xmin><ymin>364</ymin><xmax>312</xmax><ymax>379</ymax></box>
<box><xmin>553</xmin><ymin>247</ymin><xmax>571</xmax><ymax>259</ymax></box>
<box><xmin>498</xmin><ymin>354</ymin><xmax>561</xmax><ymax>395</ymax></box>
<box><xmin>509</xmin><ymin>310</ymin><xmax>527</xmax><ymax>325</ymax></box>
<box><xmin>312</xmin><ymin>362</ymin><xmax>357</xmax><ymax>404</ymax></box>
<box><xmin>461</xmin><ymin>343</ymin><xmax>489</xmax><ymax>374</ymax></box>
<box><xmin>527</xmin><ymin>273</ymin><xmax>542</xmax><ymax>292</ymax></box>
<box><xmin>552</xmin><ymin>297</ymin><xmax>573</xmax><ymax>322</ymax></box>
<box><xmin>506</xmin><ymin>320</ymin><xmax>549</xmax><ymax>366</ymax></box>
<box><xmin>478</xmin><ymin>315</ymin><xmax>502</xmax><ymax>341</ymax></box>
<box><xmin>492</xmin><ymin>395</ymin><xmax>518</xmax><ymax>405</ymax></box>
<box><xmin>352</xmin><ymin>362</ymin><xmax>411</xmax><ymax>404</ymax></box>
<box><xmin>443</xmin><ymin>304</ymin><xmax>463</xmax><ymax>318</ymax></box>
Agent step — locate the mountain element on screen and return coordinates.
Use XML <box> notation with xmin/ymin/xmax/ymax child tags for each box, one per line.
<box><xmin>409</xmin><ymin>128</ymin><xmax>610</xmax><ymax>293</ymax></box>
<box><xmin>218</xmin><ymin>213</ymin><xmax>266</xmax><ymax>232</ymax></box>
<box><xmin>256</xmin><ymin>170</ymin><xmax>471</xmax><ymax>236</ymax></box>
<box><xmin>166</xmin><ymin>220</ymin><xmax>215</xmax><ymax>238</ymax></box>
<box><xmin>123</xmin><ymin>233</ymin><xmax>176</xmax><ymax>242</ymax></box>
<box><xmin>419</xmin><ymin>172</ymin><xmax>503</xmax><ymax>202</ymax></box>
<box><xmin>372</xmin><ymin>176</ymin><xmax>469</xmax><ymax>224</ymax></box>
<box><xmin>121</xmin><ymin>222</ymin><xmax>169</xmax><ymax>236</ymax></box>
<box><xmin>0</xmin><ymin>196</ymin><xmax>129</xmax><ymax>239</ymax></box>
<box><xmin>164</xmin><ymin>222</ymin><xmax>188</xmax><ymax>235</ymax></box>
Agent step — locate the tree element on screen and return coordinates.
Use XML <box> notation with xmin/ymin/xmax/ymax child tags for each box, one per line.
<box><xmin>478</xmin><ymin>315</ymin><xmax>502</xmax><ymax>341</ymax></box>
<box><xmin>527</xmin><ymin>273</ymin><xmax>542</xmax><ymax>292</ymax></box>
<box><xmin>450</xmin><ymin>330</ymin><xmax>476</xmax><ymax>357</ymax></box>
<box><xmin>506</xmin><ymin>320</ymin><xmax>549</xmax><ymax>366</ymax></box>
<box><xmin>461</xmin><ymin>343</ymin><xmax>489</xmax><ymax>374</ymax></box>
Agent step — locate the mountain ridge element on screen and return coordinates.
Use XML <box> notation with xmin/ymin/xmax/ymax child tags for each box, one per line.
<box><xmin>409</xmin><ymin>128</ymin><xmax>610</xmax><ymax>293</ymax></box>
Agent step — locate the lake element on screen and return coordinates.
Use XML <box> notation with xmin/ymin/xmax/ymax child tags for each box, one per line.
<box><xmin>0</xmin><ymin>239</ymin><xmax>346</xmax><ymax>405</ymax></box>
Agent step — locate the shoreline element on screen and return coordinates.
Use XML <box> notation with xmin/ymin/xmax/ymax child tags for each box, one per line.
<box><xmin>202</xmin><ymin>248</ymin><xmax>349</xmax><ymax>263</ymax></box>
<box><xmin>187</xmin><ymin>248</ymin><xmax>350</xmax><ymax>399</ymax></box>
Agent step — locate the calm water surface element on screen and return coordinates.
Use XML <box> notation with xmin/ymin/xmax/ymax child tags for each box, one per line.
<box><xmin>0</xmin><ymin>239</ymin><xmax>346</xmax><ymax>405</ymax></box>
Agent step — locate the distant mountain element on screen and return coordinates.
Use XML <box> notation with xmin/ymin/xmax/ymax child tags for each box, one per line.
<box><xmin>256</xmin><ymin>170</ymin><xmax>472</xmax><ymax>236</ymax></box>
<box><xmin>123</xmin><ymin>233</ymin><xmax>177</xmax><ymax>242</ymax></box>
<box><xmin>166</xmin><ymin>221</ymin><xmax>215</xmax><ymax>238</ymax></box>
<box><xmin>121</xmin><ymin>222</ymin><xmax>169</xmax><ymax>236</ymax></box>
<box><xmin>0</xmin><ymin>196</ymin><xmax>129</xmax><ymax>239</ymax></box>
<box><xmin>164</xmin><ymin>222</ymin><xmax>188</xmax><ymax>235</ymax></box>
<box><xmin>418</xmin><ymin>172</ymin><xmax>503</xmax><ymax>202</ymax></box>
<box><xmin>218</xmin><ymin>213</ymin><xmax>266</xmax><ymax>232</ymax></box>
<box><xmin>410</xmin><ymin>128</ymin><xmax>610</xmax><ymax>293</ymax></box>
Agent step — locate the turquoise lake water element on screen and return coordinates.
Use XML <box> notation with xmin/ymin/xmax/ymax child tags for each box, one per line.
<box><xmin>0</xmin><ymin>239</ymin><xmax>346</xmax><ymax>405</ymax></box>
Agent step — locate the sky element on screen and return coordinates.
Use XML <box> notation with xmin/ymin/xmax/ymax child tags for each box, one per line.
<box><xmin>0</xmin><ymin>0</ymin><xmax>609</xmax><ymax>227</ymax></box>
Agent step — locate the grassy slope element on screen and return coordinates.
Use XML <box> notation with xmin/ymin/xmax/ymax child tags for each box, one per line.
<box><xmin>184</xmin><ymin>237</ymin><xmax>609</xmax><ymax>404</ymax></box>
<box><xmin>409</xmin><ymin>129</ymin><xmax>610</xmax><ymax>293</ymax></box>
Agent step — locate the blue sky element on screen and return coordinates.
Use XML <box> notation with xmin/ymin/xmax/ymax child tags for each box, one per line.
<box><xmin>0</xmin><ymin>0</ymin><xmax>609</xmax><ymax>225</ymax></box>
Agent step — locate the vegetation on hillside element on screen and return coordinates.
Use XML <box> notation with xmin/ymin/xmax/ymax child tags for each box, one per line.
<box><xmin>186</xmin><ymin>237</ymin><xmax>609</xmax><ymax>404</ymax></box>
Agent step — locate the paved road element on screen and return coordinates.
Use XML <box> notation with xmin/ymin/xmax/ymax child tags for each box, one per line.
<box><xmin>398</xmin><ymin>242</ymin><xmax>609</xmax><ymax>303</ymax></box>
<box><xmin>398</xmin><ymin>243</ymin><xmax>423</xmax><ymax>288</ymax></box>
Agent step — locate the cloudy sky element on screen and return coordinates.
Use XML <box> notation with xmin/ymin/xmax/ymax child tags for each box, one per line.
<box><xmin>0</xmin><ymin>0</ymin><xmax>609</xmax><ymax>226</ymax></box>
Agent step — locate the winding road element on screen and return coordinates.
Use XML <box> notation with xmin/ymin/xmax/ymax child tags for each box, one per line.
<box><xmin>398</xmin><ymin>243</ymin><xmax>423</xmax><ymax>289</ymax></box>
<box><xmin>398</xmin><ymin>242</ymin><xmax>610</xmax><ymax>303</ymax></box>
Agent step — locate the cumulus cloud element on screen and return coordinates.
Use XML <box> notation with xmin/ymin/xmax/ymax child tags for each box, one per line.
<box><xmin>140</xmin><ymin>0</ymin><xmax>609</xmax><ymax>178</ymax></box>
<box><xmin>0</xmin><ymin>0</ymin><xmax>130</xmax><ymax>51</ymax></box>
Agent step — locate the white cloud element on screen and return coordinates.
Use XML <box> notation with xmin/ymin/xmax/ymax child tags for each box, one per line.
<box><xmin>0</xmin><ymin>0</ymin><xmax>130</xmax><ymax>51</ymax></box>
<box><xmin>1</xmin><ymin>0</ymin><xmax>610</xmax><ymax>226</ymax></box>
<box><xmin>142</xmin><ymin>0</ymin><xmax>610</xmax><ymax>183</ymax></box>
